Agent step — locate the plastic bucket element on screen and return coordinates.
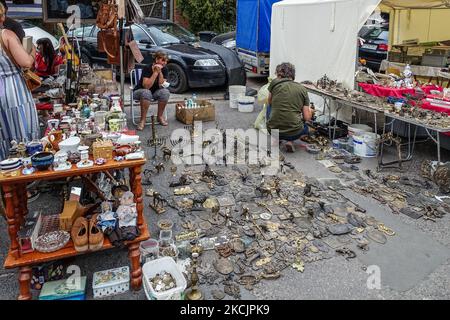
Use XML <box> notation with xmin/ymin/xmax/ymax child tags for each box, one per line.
<box><xmin>238</xmin><ymin>96</ymin><xmax>255</xmax><ymax>112</ymax></box>
<box><xmin>348</xmin><ymin>124</ymin><xmax>372</xmax><ymax>138</ymax></box>
<box><xmin>353</xmin><ymin>133</ymin><xmax>379</xmax><ymax>158</ymax></box>
<box><xmin>143</xmin><ymin>257</ymin><xmax>186</xmax><ymax>300</ymax></box>
<box><xmin>229</xmin><ymin>85</ymin><xmax>246</xmax><ymax>109</ymax></box>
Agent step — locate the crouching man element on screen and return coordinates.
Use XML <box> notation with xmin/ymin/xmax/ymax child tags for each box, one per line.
<box><xmin>267</xmin><ymin>62</ymin><xmax>313</xmax><ymax>152</ymax></box>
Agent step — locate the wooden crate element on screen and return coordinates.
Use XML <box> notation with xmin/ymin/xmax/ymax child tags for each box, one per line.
<box><xmin>93</xmin><ymin>140</ymin><xmax>113</xmax><ymax>160</ymax></box>
<box><xmin>175</xmin><ymin>100</ymin><xmax>215</xmax><ymax>124</ymax></box>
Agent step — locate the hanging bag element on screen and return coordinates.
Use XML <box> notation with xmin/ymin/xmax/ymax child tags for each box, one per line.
<box><xmin>0</xmin><ymin>30</ymin><xmax>41</xmax><ymax>92</ymax></box>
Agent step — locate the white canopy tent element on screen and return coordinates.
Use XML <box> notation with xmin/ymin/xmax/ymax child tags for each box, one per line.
<box><xmin>269</xmin><ymin>0</ymin><xmax>381</xmax><ymax>89</ymax></box>
<box><xmin>269</xmin><ymin>0</ymin><xmax>450</xmax><ymax>87</ymax></box>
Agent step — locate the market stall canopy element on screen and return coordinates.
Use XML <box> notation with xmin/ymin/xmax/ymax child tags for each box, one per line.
<box><xmin>381</xmin><ymin>0</ymin><xmax>450</xmax><ymax>9</ymax></box>
<box><xmin>270</xmin><ymin>0</ymin><xmax>381</xmax><ymax>89</ymax></box>
<box><xmin>380</xmin><ymin>0</ymin><xmax>450</xmax><ymax>45</ymax></box>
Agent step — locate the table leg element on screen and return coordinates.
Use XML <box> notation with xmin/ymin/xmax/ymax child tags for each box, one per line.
<box><xmin>128</xmin><ymin>243</ymin><xmax>142</xmax><ymax>290</ymax></box>
<box><xmin>3</xmin><ymin>184</ymin><xmax>20</xmax><ymax>259</ymax></box>
<box><xmin>18</xmin><ymin>266</ymin><xmax>32</xmax><ymax>300</ymax></box>
<box><xmin>131</xmin><ymin>166</ymin><xmax>143</xmax><ymax>227</ymax></box>
<box><xmin>18</xmin><ymin>184</ymin><xmax>28</xmax><ymax>220</ymax></box>
<box><xmin>12</xmin><ymin>185</ymin><xmax>22</xmax><ymax>229</ymax></box>
<box><xmin>374</xmin><ymin>112</ymin><xmax>378</xmax><ymax>134</ymax></box>
<box><xmin>437</xmin><ymin>132</ymin><xmax>441</xmax><ymax>164</ymax></box>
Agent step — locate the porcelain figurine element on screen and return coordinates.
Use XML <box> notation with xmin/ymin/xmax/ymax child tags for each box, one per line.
<box><xmin>116</xmin><ymin>191</ymin><xmax>137</xmax><ymax>228</ymax></box>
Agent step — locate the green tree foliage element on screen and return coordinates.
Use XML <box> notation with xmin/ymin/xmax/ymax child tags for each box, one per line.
<box><xmin>177</xmin><ymin>0</ymin><xmax>236</xmax><ymax>33</ymax></box>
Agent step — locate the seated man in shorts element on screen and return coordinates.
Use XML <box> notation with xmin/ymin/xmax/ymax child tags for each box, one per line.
<box><xmin>133</xmin><ymin>51</ymin><xmax>170</xmax><ymax>129</ymax></box>
<box><xmin>267</xmin><ymin>62</ymin><xmax>312</xmax><ymax>152</ymax></box>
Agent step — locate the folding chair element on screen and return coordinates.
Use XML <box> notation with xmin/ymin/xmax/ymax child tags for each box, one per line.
<box><xmin>130</xmin><ymin>68</ymin><xmax>168</xmax><ymax>126</ymax></box>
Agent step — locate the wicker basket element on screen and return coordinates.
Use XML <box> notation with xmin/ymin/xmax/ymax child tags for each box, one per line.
<box><xmin>93</xmin><ymin>139</ymin><xmax>113</xmax><ymax>160</ymax></box>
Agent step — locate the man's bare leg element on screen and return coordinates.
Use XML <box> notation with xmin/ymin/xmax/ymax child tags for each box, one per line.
<box><xmin>157</xmin><ymin>100</ymin><xmax>168</xmax><ymax>126</ymax></box>
<box><xmin>139</xmin><ymin>99</ymin><xmax>151</xmax><ymax>130</ymax></box>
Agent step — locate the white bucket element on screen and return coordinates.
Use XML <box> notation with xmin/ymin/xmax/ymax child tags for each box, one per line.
<box><xmin>229</xmin><ymin>85</ymin><xmax>246</xmax><ymax>109</ymax></box>
<box><xmin>238</xmin><ymin>96</ymin><xmax>255</xmax><ymax>112</ymax></box>
<box><xmin>143</xmin><ymin>257</ymin><xmax>186</xmax><ymax>300</ymax></box>
<box><xmin>353</xmin><ymin>133</ymin><xmax>379</xmax><ymax>158</ymax></box>
<box><xmin>348</xmin><ymin>124</ymin><xmax>372</xmax><ymax>138</ymax></box>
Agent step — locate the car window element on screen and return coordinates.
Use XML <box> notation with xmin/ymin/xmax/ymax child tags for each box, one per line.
<box><xmin>69</xmin><ymin>26</ymin><xmax>93</xmax><ymax>38</ymax></box>
<box><xmin>20</xmin><ymin>21</ymin><xmax>35</xmax><ymax>29</ymax></box>
<box><xmin>365</xmin><ymin>28</ymin><xmax>389</xmax><ymax>40</ymax></box>
<box><xmin>91</xmin><ymin>27</ymin><xmax>100</xmax><ymax>38</ymax></box>
<box><xmin>132</xmin><ymin>25</ymin><xmax>152</xmax><ymax>43</ymax></box>
<box><xmin>152</xmin><ymin>23</ymin><xmax>197</xmax><ymax>43</ymax></box>
<box><xmin>144</xmin><ymin>25</ymin><xmax>182</xmax><ymax>46</ymax></box>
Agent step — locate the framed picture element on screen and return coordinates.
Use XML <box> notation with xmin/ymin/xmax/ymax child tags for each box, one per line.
<box><xmin>42</xmin><ymin>0</ymin><xmax>99</xmax><ymax>23</ymax></box>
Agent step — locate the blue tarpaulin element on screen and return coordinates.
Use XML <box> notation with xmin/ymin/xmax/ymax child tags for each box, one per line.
<box><xmin>236</xmin><ymin>0</ymin><xmax>281</xmax><ymax>53</ymax></box>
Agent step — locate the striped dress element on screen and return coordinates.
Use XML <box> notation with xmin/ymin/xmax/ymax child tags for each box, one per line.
<box><xmin>0</xmin><ymin>31</ymin><xmax>40</xmax><ymax>160</ymax></box>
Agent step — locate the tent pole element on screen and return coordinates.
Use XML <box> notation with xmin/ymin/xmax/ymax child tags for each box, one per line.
<box><xmin>119</xmin><ymin>17</ymin><xmax>125</xmax><ymax>104</ymax></box>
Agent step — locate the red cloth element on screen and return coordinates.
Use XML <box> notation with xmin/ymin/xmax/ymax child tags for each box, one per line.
<box><xmin>359</xmin><ymin>83</ymin><xmax>443</xmax><ymax>98</ymax></box>
<box><xmin>420</xmin><ymin>101</ymin><xmax>450</xmax><ymax>114</ymax></box>
<box><xmin>34</xmin><ymin>53</ymin><xmax>64</xmax><ymax>77</ymax></box>
<box><xmin>421</xmin><ymin>84</ymin><xmax>443</xmax><ymax>95</ymax></box>
<box><xmin>359</xmin><ymin>83</ymin><xmax>415</xmax><ymax>98</ymax></box>
<box><xmin>35</xmin><ymin>102</ymin><xmax>53</xmax><ymax>111</ymax></box>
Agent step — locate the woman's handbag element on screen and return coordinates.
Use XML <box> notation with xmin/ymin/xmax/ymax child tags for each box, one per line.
<box><xmin>0</xmin><ymin>31</ymin><xmax>41</xmax><ymax>91</ymax></box>
<box><xmin>23</xmin><ymin>69</ymin><xmax>42</xmax><ymax>92</ymax></box>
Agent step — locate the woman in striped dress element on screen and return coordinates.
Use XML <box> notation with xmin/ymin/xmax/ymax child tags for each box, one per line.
<box><xmin>0</xmin><ymin>3</ymin><xmax>39</xmax><ymax>160</ymax></box>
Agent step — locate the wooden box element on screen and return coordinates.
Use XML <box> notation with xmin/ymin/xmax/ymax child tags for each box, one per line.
<box><xmin>175</xmin><ymin>100</ymin><xmax>215</xmax><ymax>124</ymax></box>
<box><xmin>93</xmin><ymin>139</ymin><xmax>113</xmax><ymax>160</ymax></box>
<box><xmin>59</xmin><ymin>200</ymin><xmax>84</xmax><ymax>232</ymax></box>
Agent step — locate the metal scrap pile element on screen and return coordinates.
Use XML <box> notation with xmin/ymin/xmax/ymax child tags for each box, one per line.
<box><xmin>350</xmin><ymin>170</ymin><xmax>449</xmax><ymax>222</ymax></box>
<box><xmin>150</xmin><ymin>161</ymin><xmax>396</xmax><ymax>298</ymax></box>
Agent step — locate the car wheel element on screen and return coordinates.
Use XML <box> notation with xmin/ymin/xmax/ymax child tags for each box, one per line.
<box><xmin>166</xmin><ymin>63</ymin><xmax>188</xmax><ymax>94</ymax></box>
<box><xmin>81</xmin><ymin>53</ymin><xmax>91</xmax><ymax>66</ymax></box>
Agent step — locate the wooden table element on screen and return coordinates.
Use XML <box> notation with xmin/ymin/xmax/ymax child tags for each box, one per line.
<box><xmin>0</xmin><ymin>158</ymin><xmax>149</xmax><ymax>300</ymax></box>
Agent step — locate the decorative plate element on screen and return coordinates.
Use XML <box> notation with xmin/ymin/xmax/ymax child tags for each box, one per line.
<box><xmin>34</xmin><ymin>231</ymin><xmax>70</xmax><ymax>253</ymax></box>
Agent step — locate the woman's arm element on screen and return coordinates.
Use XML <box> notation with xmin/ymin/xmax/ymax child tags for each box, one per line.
<box><xmin>3</xmin><ymin>30</ymin><xmax>35</xmax><ymax>69</ymax></box>
<box><xmin>268</xmin><ymin>92</ymin><xmax>272</xmax><ymax>105</ymax></box>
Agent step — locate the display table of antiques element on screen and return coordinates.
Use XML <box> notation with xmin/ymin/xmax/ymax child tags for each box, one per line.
<box><xmin>0</xmin><ymin>157</ymin><xmax>149</xmax><ymax>300</ymax></box>
<box><xmin>301</xmin><ymin>74</ymin><xmax>450</xmax><ymax>164</ymax></box>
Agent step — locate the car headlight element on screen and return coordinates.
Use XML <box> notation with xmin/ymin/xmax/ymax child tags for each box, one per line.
<box><xmin>194</xmin><ymin>59</ymin><xmax>219</xmax><ymax>67</ymax></box>
<box><xmin>223</xmin><ymin>40</ymin><xmax>236</xmax><ymax>48</ymax></box>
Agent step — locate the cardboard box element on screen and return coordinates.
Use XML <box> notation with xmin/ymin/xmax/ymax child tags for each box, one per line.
<box><xmin>176</xmin><ymin>100</ymin><xmax>215</xmax><ymax>124</ymax></box>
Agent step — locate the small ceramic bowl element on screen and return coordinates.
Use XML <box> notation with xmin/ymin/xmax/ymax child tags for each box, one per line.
<box><xmin>95</xmin><ymin>158</ymin><xmax>106</xmax><ymax>165</ymax></box>
<box><xmin>0</xmin><ymin>158</ymin><xmax>22</xmax><ymax>171</ymax></box>
<box><xmin>31</xmin><ymin>152</ymin><xmax>54</xmax><ymax>171</ymax></box>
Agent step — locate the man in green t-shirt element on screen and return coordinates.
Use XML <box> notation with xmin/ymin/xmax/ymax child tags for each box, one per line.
<box><xmin>267</xmin><ymin>62</ymin><xmax>312</xmax><ymax>152</ymax></box>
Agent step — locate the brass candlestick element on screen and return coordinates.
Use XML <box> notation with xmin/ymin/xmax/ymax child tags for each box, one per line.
<box><xmin>186</xmin><ymin>251</ymin><xmax>203</xmax><ymax>300</ymax></box>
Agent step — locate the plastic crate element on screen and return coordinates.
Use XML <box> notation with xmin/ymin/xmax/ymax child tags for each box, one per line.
<box><xmin>143</xmin><ymin>257</ymin><xmax>186</xmax><ymax>300</ymax></box>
